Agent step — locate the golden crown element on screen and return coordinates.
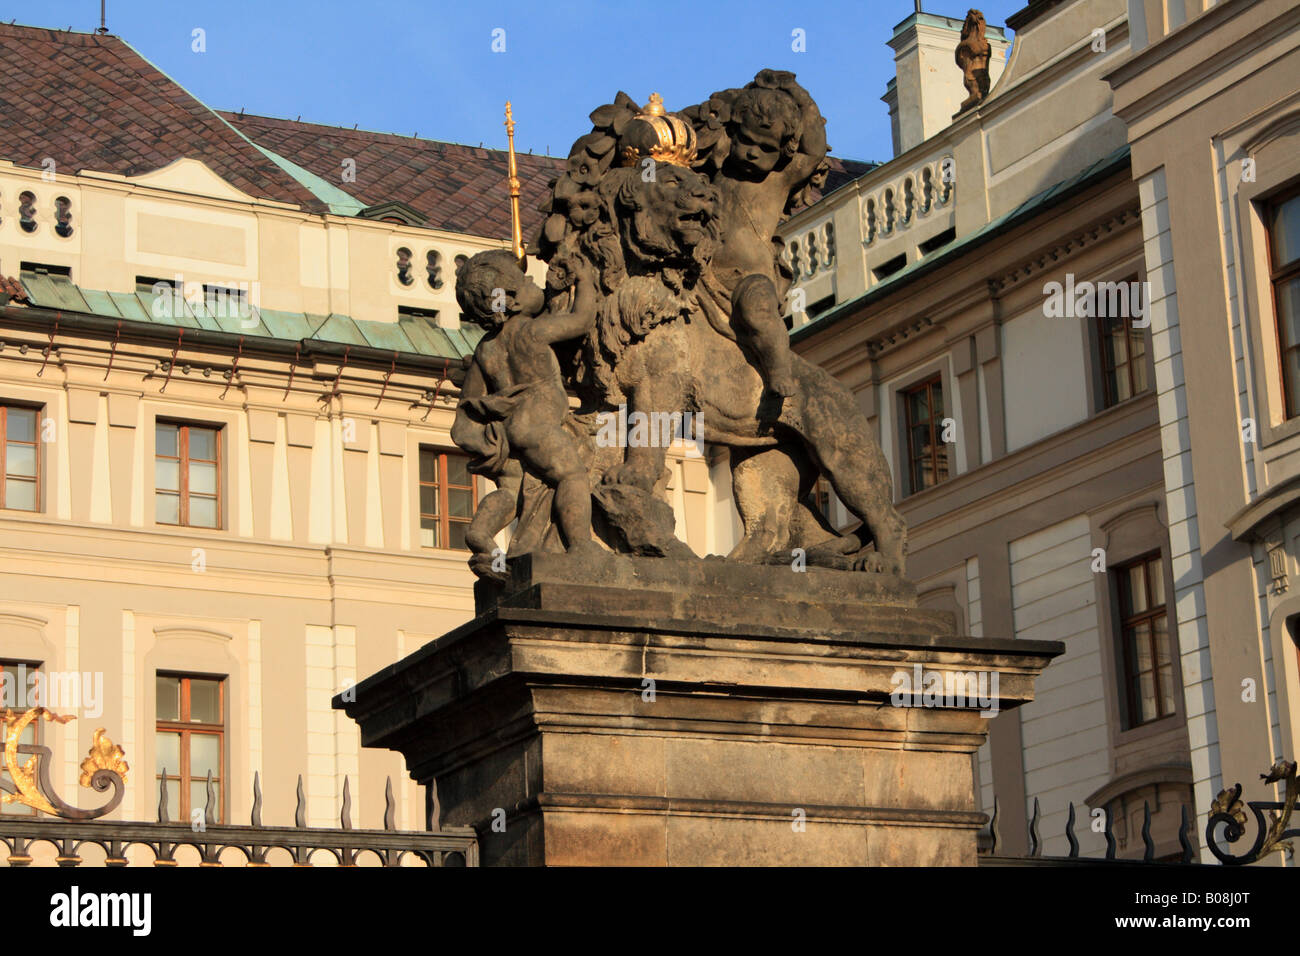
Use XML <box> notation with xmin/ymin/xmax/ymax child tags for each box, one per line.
<box><xmin>619</xmin><ymin>93</ymin><xmax>697</xmax><ymax>168</ymax></box>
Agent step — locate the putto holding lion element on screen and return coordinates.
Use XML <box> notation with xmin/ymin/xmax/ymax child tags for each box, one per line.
<box><xmin>453</xmin><ymin>70</ymin><xmax>908</xmax><ymax>583</ymax></box>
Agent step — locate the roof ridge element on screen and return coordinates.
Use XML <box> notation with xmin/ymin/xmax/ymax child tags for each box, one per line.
<box><xmin>219</xmin><ymin>109</ymin><xmax>564</xmax><ymax>160</ymax></box>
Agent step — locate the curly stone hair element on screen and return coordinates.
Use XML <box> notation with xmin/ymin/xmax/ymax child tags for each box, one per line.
<box><xmin>454</xmin><ymin>249</ymin><xmax>525</xmax><ymax>329</ymax></box>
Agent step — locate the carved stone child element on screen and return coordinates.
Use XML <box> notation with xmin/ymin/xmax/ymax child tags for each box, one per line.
<box><xmin>955</xmin><ymin>10</ymin><xmax>992</xmax><ymax>113</ymax></box>
<box><xmin>451</xmin><ymin>250</ymin><xmax>603</xmax><ymax>569</ymax></box>
<box><xmin>707</xmin><ymin>75</ymin><xmax>828</xmax><ymax>398</ymax></box>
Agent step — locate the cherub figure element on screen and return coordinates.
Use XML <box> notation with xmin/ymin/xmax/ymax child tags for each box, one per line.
<box><xmin>451</xmin><ymin>250</ymin><xmax>603</xmax><ymax>573</ymax></box>
<box><xmin>695</xmin><ymin>71</ymin><xmax>830</xmax><ymax>398</ymax></box>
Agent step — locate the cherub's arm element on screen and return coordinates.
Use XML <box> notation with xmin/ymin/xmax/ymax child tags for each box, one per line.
<box><xmin>451</xmin><ymin>354</ymin><xmax>487</xmax><ymax>447</ymax></box>
<box><xmin>530</xmin><ymin>268</ymin><xmax>599</xmax><ymax>345</ymax></box>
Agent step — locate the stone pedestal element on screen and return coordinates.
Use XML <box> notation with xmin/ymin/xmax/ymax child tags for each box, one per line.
<box><xmin>336</xmin><ymin>554</ymin><xmax>1062</xmax><ymax>866</ymax></box>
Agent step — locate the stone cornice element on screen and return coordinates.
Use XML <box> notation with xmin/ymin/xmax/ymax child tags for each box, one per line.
<box><xmin>987</xmin><ymin>206</ymin><xmax>1141</xmax><ymax>296</ymax></box>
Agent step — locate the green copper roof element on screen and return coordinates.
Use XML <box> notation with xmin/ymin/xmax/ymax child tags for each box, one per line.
<box><xmin>251</xmin><ymin>143</ymin><xmax>367</xmax><ymax>216</ymax></box>
<box><xmin>15</xmin><ymin>270</ymin><xmax>481</xmax><ymax>362</ymax></box>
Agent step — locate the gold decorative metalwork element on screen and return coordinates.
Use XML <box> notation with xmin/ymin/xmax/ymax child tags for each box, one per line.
<box><xmin>1207</xmin><ymin>757</ymin><xmax>1300</xmax><ymax>864</ymax></box>
<box><xmin>619</xmin><ymin>92</ymin><xmax>698</xmax><ymax>169</ymax></box>
<box><xmin>0</xmin><ymin>706</ymin><xmax>127</xmax><ymax>819</ymax></box>
<box><xmin>79</xmin><ymin>728</ymin><xmax>129</xmax><ymax>788</ymax></box>
<box><xmin>2</xmin><ymin>706</ymin><xmax>74</xmax><ymax>816</ymax></box>
<box><xmin>504</xmin><ymin>101</ymin><xmax>526</xmax><ymax>269</ymax></box>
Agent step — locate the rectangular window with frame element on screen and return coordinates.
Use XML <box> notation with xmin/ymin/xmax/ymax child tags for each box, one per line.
<box><xmin>1267</xmin><ymin>185</ymin><xmax>1300</xmax><ymax>419</ymax></box>
<box><xmin>0</xmin><ymin>660</ymin><xmax>43</xmax><ymax>816</ymax></box>
<box><xmin>1115</xmin><ymin>552</ymin><xmax>1175</xmax><ymax>728</ymax></box>
<box><xmin>1096</xmin><ymin>274</ymin><xmax>1150</xmax><ymax>408</ymax></box>
<box><xmin>0</xmin><ymin>403</ymin><xmax>40</xmax><ymax>512</ymax></box>
<box><xmin>903</xmin><ymin>376</ymin><xmax>948</xmax><ymax>494</ymax></box>
<box><xmin>419</xmin><ymin>448</ymin><xmax>477</xmax><ymax>550</ymax></box>
<box><xmin>155</xmin><ymin>673</ymin><xmax>225</xmax><ymax>824</ymax></box>
<box><xmin>155</xmin><ymin>421</ymin><xmax>221</xmax><ymax>528</ymax></box>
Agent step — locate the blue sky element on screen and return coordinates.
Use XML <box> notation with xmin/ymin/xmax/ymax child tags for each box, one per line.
<box><xmin>9</xmin><ymin>0</ymin><xmax>1025</xmax><ymax>162</ymax></box>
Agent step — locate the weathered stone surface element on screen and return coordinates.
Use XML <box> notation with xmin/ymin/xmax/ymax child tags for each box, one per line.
<box><xmin>337</xmin><ymin>555</ymin><xmax>1062</xmax><ymax>866</ymax></box>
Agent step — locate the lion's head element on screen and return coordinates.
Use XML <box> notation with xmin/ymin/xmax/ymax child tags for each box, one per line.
<box><xmin>604</xmin><ymin>164</ymin><xmax>720</xmax><ymax>278</ymax></box>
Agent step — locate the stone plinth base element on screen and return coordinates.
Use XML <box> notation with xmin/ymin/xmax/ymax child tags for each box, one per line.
<box><xmin>337</xmin><ymin>554</ymin><xmax>1061</xmax><ymax>866</ymax></box>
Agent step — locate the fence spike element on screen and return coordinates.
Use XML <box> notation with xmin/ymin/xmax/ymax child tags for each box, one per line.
<box><xmin>384</xmin><ymin>777</ymin><xmax>396</xmax><ymax>831</ymax></box>
<box><xmin>295</xmin><ymin>775</ymin><xmax>307</xmax><ymax>828</ymax></box>
<box><xmin>251</xmin><ymin>771</ymin><xmax>263</xmax><ymax>827</ymax></box>
<box><xmin>1066</xmin><ymin>801</ymin><xmax>1079</xmax><ymax>858</ymax></box>
<box><xmin>988</xmin><ymin>797</ymin><xmax>1000</xmax><ymax>855</ymax></box>
<box><xmin>1104</xmin><ymin>800</ymin><xmax>1116</xmax><ymax>859</ymax></box>
<box><xmin>158</xmin><ymin>767</ymin><xmax>169</xmax><ymax>823</ymax></box>
<box><xmin>1179</xmin><ymin>804</ymin><xmax>1194</xmax><ymax>864</ymax></box>
<box><xmin>1028</xmin><ymin>796</ymin><xmax>1042</xmax><ymax>857</ymax></box>
<box><xmin>1141</xmin><ymin>801</ymin><xmax>1154</xmax><ymax>862</ymax></box>
<box><xmin>341</xmin><ymin>777</ymin><xmax>353</xmax><ymax>830</ymax></box>
<box><xmin>204</xmin><ymin>770</ymin><xmax>216</xmax><ymax>825</ymax></box>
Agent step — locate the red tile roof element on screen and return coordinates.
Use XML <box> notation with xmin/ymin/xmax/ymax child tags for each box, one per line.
<box><xmin>221</xmin><ymin>111</ymin><xmax>565</xmax><ymax>240</ymax></box>
<box><xmin>0</xmin><ymin>24</ymin><xmax>329</xmax><ymax>212</ymax></box>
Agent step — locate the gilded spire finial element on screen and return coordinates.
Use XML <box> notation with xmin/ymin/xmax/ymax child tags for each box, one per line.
<box><xmin>504</xmin><ymin>101</ymin><xmax>525</xmax><ymax>269</ymax></box>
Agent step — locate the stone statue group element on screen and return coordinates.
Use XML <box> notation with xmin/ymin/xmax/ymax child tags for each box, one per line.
<box><xmin>452</xmin><ymin>70</ymin><xmax>907</xmax><ymax>581</ymax></box>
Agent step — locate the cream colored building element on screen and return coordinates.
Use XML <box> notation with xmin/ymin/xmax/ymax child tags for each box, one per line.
<box><xmin>780</xmin><ymin>0</ymin><xmax>1202</xmax><ymax>859</ymax></box>
<box><xmin>1105</xmin><ymin>0</ymin><xmax>1300</xmax><ymax>861</ymax></box>
<box><xmin>0</xmin><ymin>25</ymin><xmax>729</xmax><ymax>861</ymax></box>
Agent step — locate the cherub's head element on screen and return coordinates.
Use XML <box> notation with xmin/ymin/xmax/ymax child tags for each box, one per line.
<box><xmin>455</xmin><ymin>249</ymin><xmax>545</xmax><ymax>330</ymax></box>
<box><xmin>727</xmin><ymin>86</ymin><xmax>801</xmax><ymax>177</ymax></box>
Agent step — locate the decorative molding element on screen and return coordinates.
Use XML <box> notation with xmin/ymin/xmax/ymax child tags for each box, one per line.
<box><xmin>986</xmin><ymin>207</ymin><xmax>1141</xmax><ymax>296</ymax></box>
<box><xmin>866</xmin><ymin>316</ymin><xmax>935</xmax><ymax>358</ymax></box>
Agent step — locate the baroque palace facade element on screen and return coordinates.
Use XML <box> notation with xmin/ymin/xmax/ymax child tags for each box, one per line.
<box><xmin>0</xmin><ymin>0</ymin><xmax>1295</xmax><ymax>865</ymax></box>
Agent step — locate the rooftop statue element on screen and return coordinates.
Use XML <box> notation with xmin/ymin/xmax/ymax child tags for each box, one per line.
<box><xmin>454</xmin><ymin>74</ymin><xmax>907</xmax><ymax>582</ymax></box>
<box><xmin>955</xmin><ymin>9</ymin><xmax>992</xmax><ymax>113</ymax></box>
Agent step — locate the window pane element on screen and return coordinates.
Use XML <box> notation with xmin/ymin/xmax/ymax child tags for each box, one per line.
<box><xmin>189</xmin><ymin>460</ymin><xmax>217</xmax><ymax>495</ymax></box>
<box><xmin>908</xmin><ymin>389</ymin><xmax>928</xmax><ymax>425</ymax></box>
<box><xmin>929</xmin><ymin>383</ymin><xmax>944</xmax><ymax>418</ymax></box>
<box><xmin>1115</xmin><ymin>365</ymin><xmax>1133</xmax><ymax>402</ymax></box>
<box><xmin>5</xmin><ymin>478</ymin><xmax>35</xmax><ymax>511</ymax></box>
<box><xmin>446</xmin><ymin>455</ymin><xmax>470</xmax><ymax>486</ymax></box>
<box><xmin>156</xmin><ymin>732</ymin><xmax>180</xmax><ymax>776</ymax></box>
<box><xmin>1272</xmin><ymin>193</ymin><xmax>1300</xmax><ymax>268</ymax></box>
<box><xmin>6</xmin><ymin>408</ymin><xmax>37</xmax><ymax>443</ymax></box>
<box><xmin>1148</xmin><ymin>559</ymin><xmax>1165</xmax><ymax>607</ymax></box>
<box><xmin>189</xmin><ymin>680</ymin><xmax>221</xmax><ymax>723</ymax></box>
<box><xmin>188</xmin><ymin>428</ymin><xmax>217</xmax><ymax>461</ymax></box>
<box><xmin>190</xmin><ymin>733</ymin><xmax>220</xmax><ymax>779</ymax></box>
<box><xmin>1133</xmin><ymin>622</ymin><xmax>1152</xmax><ymax>671</ymax></box>
<box><xmin>1127</xmin><ymin>566</ymin><xmax>1148</xmax><ymax>614</ymax></box>
<box><xmin>1131</xmin><ymin>351</ymin><xmax>1149</xmax><ymax>395</ymax></box>
<box><xmin>448</xmin><ymin>488</ymin><xmax>474</xmax><ymax>518</ymax></box>
<box><xmin>1138</xmin><ymin>671</ymin><xmax>1157</xmax><ymax>723</ymax></box>
<box><xmin>157</xmin><ymin>676</ymin><xmax>180</xmax><ymax>721</ymax></box>
<box><xmin>156</xmin><ymin>424</ymin><xmax>178</xmax><ymax>457</ymax></box>
<box><xmin>6</xmin><ymin>442</ymin><xmax>36</xmax><ymax>477</ymax></box>
<box><xmin>191</xmin><ymin>780</ymin><xmax>218</xmax><ymax>821</ymax></box>
<box><xmin>155</xmin><ymin>491</ymin><xmax>180</xmax><ymax>525</ymax></box>
<box><xmin>419</xmin><ymin>484</ymin><xmax>438</xmax><ymax>517</ymax></box>
<box><xmin>155</xmin><ymin>458</ymin><xmax>180</xmax><ymax>492</ymax></box>
<box><xmin>189</xmin><ymin>496</ymin><xmax>218</xmax><ymax>528</ymax></box>
<box><xmin>420</xmin><ymin>519</ymin><xmax>439</xmax><ymax>549</ymax></box>
<box><xmin>419</xmin><ymin>451</ymin><xmax>437</xmax><ymax>483</ymax></box>
<box><xmin>165</xmin><ymin>778</ymin><xmax>180</xmax><ymax>815</ymax></box>
<box><xmin>1158</xmin><ymin>665</ymin><xmax>1176</xmax><ymax>715</ymax></box>
<box><xmin>448</xmin><ymin>521</ymin><xmax>469</xmax><ymax>551</ymax></box>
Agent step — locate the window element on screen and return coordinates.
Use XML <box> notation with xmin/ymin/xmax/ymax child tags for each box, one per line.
<box><xmin>1097</xmin><ymin>274</ymin><xmax>1149</xmax><ymax>408</ymax></box>
<box><xmin>156</xmin><ymin>422</ymin><xmax>221</xmax><ymax>528</ymax></box>
<box><xmin>419</xmin><ymin>448</ymin><xmax>476</xmax><ymax>550</ymax></box>
<box><xmin>1116</xmin><ymin>553</ymin><xmax>1175</xmax><ymax>727</ymax></box>
<box><xmin>903</xmin><ymin>376</ymin><xmax>948</xmax><ymax>494</ymax></box>
<box><xmin>155</xmin><ymin>674</ymin><xmax>224</xmax><ymax>823</ymax></box>
<box><xmin>0</xmin><ymin>404</ymin><xmax>39</xmax><ymax>511</ymax></box>
<box><xmin>0</xmin><ymin>661</ymin><xmax>42</xmax><ymax>816</ymax></box>
<box><xmin>810</xmin><ymin>476</ymin><xmax>835</xmax><ymax>525</ymax></box>
<box><xmin>1267</xmin><ymin>186</ymin><xmax>1300</xmax><ymax>418</ymax></box>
